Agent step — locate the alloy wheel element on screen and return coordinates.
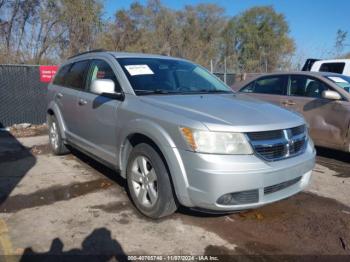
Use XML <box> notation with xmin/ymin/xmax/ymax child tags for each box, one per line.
<box><xmin>130</xmin><ymin>155</ymin><xmax>158</xmax><ymax>207</ymax></box>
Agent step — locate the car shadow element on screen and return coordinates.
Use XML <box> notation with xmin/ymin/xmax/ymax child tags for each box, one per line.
<box><xmin>0</xmin><ymin>126</ymin><xmax>36</xmax><ymax>206</ymax></box>
<box><xmin>315</xmin><ymin>146</ymin><xmax>350</xmax><ymax>178</ymax></box>
<box><xmin>177</xmin><ymin>206</ymin><xmax>240</xmax><ymax>218</ymax></box>
<box><xmin>20</xmin><ymin>227</ymin><xmax>127</xmax><ymax>262</ymax></box>
<box><xmin>67</xmin><ymin>146</ymin><xmax>126</xmax><ymax>188</ymax></box>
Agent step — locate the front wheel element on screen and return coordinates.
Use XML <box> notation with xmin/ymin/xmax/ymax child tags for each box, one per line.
<box><xmin>48</xmin><ymin>115</ymin><xmax>69</xmax><ymax>155</ymax></box>
<box><xmin>126</xmin><ymin>143</ymin><xmax>177</xmax><ymax>218</ymax></box>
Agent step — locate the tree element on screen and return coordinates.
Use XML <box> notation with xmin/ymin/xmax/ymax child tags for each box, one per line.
<box><xmin>223</xmin><ymin>6</ymin><xmax>295</xmax><ymax>72</ymax></box>
<box><xmin>100</xmin><ymin>1</ymin><xmax>225</xmax><ymax>68</ymax></box>
<box><xmin>334</xmin><ymin>29</ymin><xmax>347</xmax><ymax>57</ymax></box>
<box><xmin>0</xmin><ymin>0</ymin><xmax>296</xmax><ymax>71</ymax></box>
<box><xmin>179</xmin><ymin>4</ymin><xmax>225</xmax><ymax>67</ymax></box>
<box><xmin>59</xmin><ymin>0</ymin><xmax>103</xmax><ymax>57</ymax></box>
<box><xmin>0</xmin><ymin>0</ymin><xmax>103</xmax><ymax>63</ymax></box>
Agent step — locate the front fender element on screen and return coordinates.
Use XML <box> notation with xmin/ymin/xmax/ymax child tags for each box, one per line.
<box><xmin>118</xmin><ymin>119</ymin><xmax>193</xmax><ymax>207</ymax></box>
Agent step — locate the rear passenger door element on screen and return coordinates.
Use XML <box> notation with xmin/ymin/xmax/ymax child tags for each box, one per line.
<box><xmin>240</xmin><ymin>75</ymin><xmax>289</xmax><ymax>107</ymax></box>
<box><xmin>76</xmin><ymin>59</ymin><xmax>123</xmax><ymax>164</ymax></box>
<box><xmin>53</xmin><ymin>60</ymin><xmax>89</xmax><ymax>137</ymax></box>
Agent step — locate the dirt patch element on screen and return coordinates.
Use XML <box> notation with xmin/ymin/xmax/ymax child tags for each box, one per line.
<box><xmin>0</xmin><ymin>178</ymin><xmax>115</xmax><ymax>213</ymax></box>
<box><xmin>176</xmin><ymin>193</ymin><xmax>350</xmax><ymax>255</ymax></box>
<box><xmin>90</xmin><ymin>201</ymin><xmax>131</xmax><ymax>214</ymax></box>
<box><xmin>9</xmin><ymin>124</ymin><xmax>48</xmax><ymax>138</ymax></box>
<box><xmin>30</xmin><ymin>144</ymin><xmax>51</xmax><ymax>155</ymax></box>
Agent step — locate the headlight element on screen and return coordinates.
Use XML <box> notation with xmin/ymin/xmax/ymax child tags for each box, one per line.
<box><xmin>180</xmin><ymin>127</ymin><xmax>253</xmax><ymax>154</ymax></box>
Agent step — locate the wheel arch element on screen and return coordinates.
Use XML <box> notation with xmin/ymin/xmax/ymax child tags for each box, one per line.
<box><xmin>118</xmin><ymin>120</ymin><xmax>192</xmax><ymax>207</ymax></box>
<box><xmin>47</xmin><ymin>102</ymin><xmax>67</xmax><ymax>140</ymax></box>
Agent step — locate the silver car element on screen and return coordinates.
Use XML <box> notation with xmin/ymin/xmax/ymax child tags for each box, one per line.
<box><xmin>47</xmin><ymin>50</ymin><xmax>316</xmax><ymax>218</ymax></box>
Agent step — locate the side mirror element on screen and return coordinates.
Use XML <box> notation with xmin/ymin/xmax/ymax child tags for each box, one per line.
<box><xmin>322</xmin><ymin>90</ymin><xmax>341</xmax><ymax>100</ymax></box>
<box><xmin>90</xmin><ymin>79</ymin><xmax>124</xmax><ymax>100</ymax></box>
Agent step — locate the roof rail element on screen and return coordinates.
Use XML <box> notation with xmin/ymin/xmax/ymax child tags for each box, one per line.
<box><xmin>68</xmin><ymin>49</ymin><xmax>107</xmax><ymax>59</ymax></box>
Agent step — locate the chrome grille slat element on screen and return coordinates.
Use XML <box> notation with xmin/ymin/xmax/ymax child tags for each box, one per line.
<box><xmin>247</xmin><ymin>125</ymin><xmax>307</xmax><ymax>161</ymax></box>
<box><xmin>291</xmin><ymin>125</ymin><xmax>306</xmax><ymax>136</ymax></box>
<box><xmin>247</xmin><ymin>130</ymin><xmax>283</xmax><ymax>141</ymax></box>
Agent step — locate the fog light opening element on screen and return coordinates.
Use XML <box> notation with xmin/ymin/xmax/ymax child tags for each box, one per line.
<box><xmin>217</xmin><ymin>194</ymin><xmax>233</xmax><ymax>205</ymax></box>
<box><xmin>217</xmin><ymin>189</ymin><xmax>259</xmax><ymax>206</ymax></box>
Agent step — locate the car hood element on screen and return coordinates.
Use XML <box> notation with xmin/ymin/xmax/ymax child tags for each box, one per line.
<box><xmin>140</xmin><ymin>94</ymin><xmax>305</xmax><ymax>132</ymax></box>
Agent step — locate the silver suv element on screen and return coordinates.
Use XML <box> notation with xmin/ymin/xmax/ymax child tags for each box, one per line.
<box><xmin>47</xmin><ymin>50</ymin><xmax>316</xmax><ymax>218</ymax></box>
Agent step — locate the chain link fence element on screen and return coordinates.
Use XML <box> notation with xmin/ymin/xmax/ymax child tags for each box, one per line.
<box><xmin>0</xmin><ymin>65</ymin><xmax>48</xmax><ymax>127</ymax></box>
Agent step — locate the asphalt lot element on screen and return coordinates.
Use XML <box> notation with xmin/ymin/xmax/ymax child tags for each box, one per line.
<box><xmin>0</xmin><ymin>130</ymin><xmax>349</xmax><ymax>260</ymax></box>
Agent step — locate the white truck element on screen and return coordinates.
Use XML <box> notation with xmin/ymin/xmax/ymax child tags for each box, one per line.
<box><xmin>303</xmin><ymin>58</ymin><xmax>350</xmax><ymax>76</ymax></box>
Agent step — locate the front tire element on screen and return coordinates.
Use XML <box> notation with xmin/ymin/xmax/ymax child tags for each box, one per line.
<box><xmin>48</xmin><ymin>115</ymin><xmax>69</xmax><ymax>155</ymax></box>
<box><xmin>126</xmin><ymin>143</ymin><xmax>177</xmax><ymax>218</ymax></box>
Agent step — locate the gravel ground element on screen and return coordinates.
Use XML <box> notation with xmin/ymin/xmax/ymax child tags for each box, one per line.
<box><xmin>0</xmin><ymin>131</ymin><xmax>349</xmax><ymax>260</ymax></box>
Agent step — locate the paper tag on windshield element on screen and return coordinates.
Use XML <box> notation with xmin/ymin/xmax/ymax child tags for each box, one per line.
<box><xmin>328</xmin><ymin>76</ymin><xmax>348</xmax><ymax>83</ymax></box>
<box><xmin>124</xmin><ymin>65</ymin><xmax>154</xmax><ymax>76</ymax></box>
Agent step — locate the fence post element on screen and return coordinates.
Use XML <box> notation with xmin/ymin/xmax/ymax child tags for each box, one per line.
<box><xmin>224</xmin><ymin>57</ymin><xmax>227</xmax><ymax>84</ymax></box>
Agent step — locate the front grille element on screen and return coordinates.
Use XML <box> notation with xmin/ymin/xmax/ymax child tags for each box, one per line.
<box><xmin>247</xmin><ymin>125</ymin><xmax>307</xmax><ymax>161</ymax></box>
<box><xmin>264</xmin><ymin>176</ymin><xmax>302</xmax><ymax>195</ymax></box>
<box><xmin>291</xmin><ymin>125</ymin><xmax>306</xmax><ymax>136</ymax></box>
<box><xmin>247</xmin><ymin>130</ymin><xmax>283</xmax><ymax>141</ymax></box>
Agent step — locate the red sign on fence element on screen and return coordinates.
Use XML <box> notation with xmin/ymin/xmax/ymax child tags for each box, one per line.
<box><xmin>39</xmin><ymin>65</ymin><xmax>58</xmax><ymax>83</ymax></box>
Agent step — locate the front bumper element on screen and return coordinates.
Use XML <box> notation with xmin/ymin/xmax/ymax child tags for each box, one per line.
<box><xmin>178</xmin><ymin>142</ymin><xmax>315</xmax><ymax>211</ymax></box>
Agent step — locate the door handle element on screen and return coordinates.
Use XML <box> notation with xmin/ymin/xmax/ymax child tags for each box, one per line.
<box><xmin>56</xmin><ymin>93</ymin><xmax>63</xmax><ymax>99</ymax></box>
<box><xmin>282</xmin><ymin>100</ymin><xmax>296</xmax><ymax>106</ymax></box>
<box><xmin>78</xmin><ymin>99</ymin><xmax>87</xmax><ymax>106</ymax></box>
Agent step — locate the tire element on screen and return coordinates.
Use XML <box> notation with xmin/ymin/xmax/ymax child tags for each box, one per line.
<box><xmin>48</xmin><ymin>115</ymin><xmax>69</xmax><ymax>155</ymax></box>
<box><xmin>126</xmin><ymin>143</ymin><xmax>178</xmax><ymax>218</ymax></box>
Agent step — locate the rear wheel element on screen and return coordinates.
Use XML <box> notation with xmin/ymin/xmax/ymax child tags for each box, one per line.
<box><xmin>126</xmin><ymin>143</ymin><xmax>177</xmax><ymax>218</ymax></box>
<box><xmin>48</xmin><ymin>115</ymin><xmax>69</xmax><ymax>155</ymax></box>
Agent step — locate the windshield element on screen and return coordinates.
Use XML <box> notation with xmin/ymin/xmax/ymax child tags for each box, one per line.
<box><xmin>117</xmin><ymin>57</ymin><xmax>232</xmax><ymax>95</ymax></box>
<box><xmin>326</xmin><ymin>75</ymin><xmax>350</xmax><ymax>92</ymax></box>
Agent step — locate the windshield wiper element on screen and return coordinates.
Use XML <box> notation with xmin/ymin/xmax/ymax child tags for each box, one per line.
<box><xmin>196</xmin><ymin>89</ymin><xmax>233</xmax><ymax>94</ymax></box>
<box><xmin>135</xmin><ymin>89</ymin><xmax>182</xmax><ymax>95</ymax></box>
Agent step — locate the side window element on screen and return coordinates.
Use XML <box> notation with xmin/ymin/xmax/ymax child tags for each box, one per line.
<box><xmin>87</xmin><ymin>60</ymin><xmax>122</xmax><ymax>93</ymax></box>
<box><xmin>64</xmin><ymin>60</ymin><xmax>89</xmax><ymax>89</ymax></box>
<box><xmin>290</xmin><ymin>75</ymin><xmax>329</xmax><ymax>98</ymax></box>
<box><xmin>319</xmin><ymin>63</ymin><xmax>345</xmax><ymax>74</ymax></box>
<box><xmin>240</xmin><ymin>81</ymin><xmax>255</xmax><ymax>93</ymax></box>
<box><xmin>254</xmin><ymin>76</ymin><xmax>287</xmax><ymax>95</ymax></box>
<box><xmin>53</xmin><ymin>64</ymin><xmax>71</xmax><ymax>86</ymax></box>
